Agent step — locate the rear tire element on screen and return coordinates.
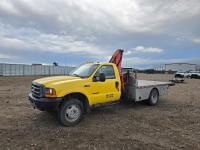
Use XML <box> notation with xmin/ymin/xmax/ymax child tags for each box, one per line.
<box><xmin>58</xmin><ymin>98</ymin><xmax>83</xmax><ymax>126</ymax></box>
<box><xmin>147</xmin><ymin>89</ymin><xmax>159</xmax><ymax>106</ymax></box>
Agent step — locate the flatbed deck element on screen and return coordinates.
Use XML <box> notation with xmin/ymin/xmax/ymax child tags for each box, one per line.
<box><xmin>131</xmin><ymin>80</ymin><xmax>173</xmax><ymax>102</ymax></box>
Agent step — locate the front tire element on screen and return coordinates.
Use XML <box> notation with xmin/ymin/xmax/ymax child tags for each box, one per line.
<box><xmin>147</xmin><ymin>89</ymin><xmax>159</xmax><ymax>106</ymax></box>
<box><xmin>58</xmin><ymin>98</ymin><xmax>83</xmax><ymax>126</ymax></box>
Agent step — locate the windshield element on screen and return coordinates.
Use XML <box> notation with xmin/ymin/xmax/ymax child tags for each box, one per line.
<box><xmin>70</xmin><ymin>64</ymin><xmax>99</xmax><ymax>78</ymax></box>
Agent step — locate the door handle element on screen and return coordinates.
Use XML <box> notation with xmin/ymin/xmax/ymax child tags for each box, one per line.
<box><xmin>92</xmin><ymin>92</ymin><xmax>99</xmax><ymax>94</ymax></box>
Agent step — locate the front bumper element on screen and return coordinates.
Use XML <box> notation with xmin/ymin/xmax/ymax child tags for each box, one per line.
<box><xmin>28</xmin><ymin>93</ymin><xmax>63</xmax><ymax>111</ymax></box>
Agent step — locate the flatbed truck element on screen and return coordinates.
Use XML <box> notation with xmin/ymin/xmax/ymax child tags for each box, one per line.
<box><xmin>28</xmin><ymin>49</ymin><xmax>174</xmax><ymax>126</ymax></box>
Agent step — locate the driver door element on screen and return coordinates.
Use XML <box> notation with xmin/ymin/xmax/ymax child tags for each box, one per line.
<box><xmin>90</xmin><ymin>65</ymin><xmax>120</xmax><ymax>105</ymax></box>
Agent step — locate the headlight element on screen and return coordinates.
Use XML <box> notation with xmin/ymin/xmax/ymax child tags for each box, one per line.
<box><xmin>44</xmin><ymin>88</ymin><xmax>57</xmax><ymax>97</ymax></box>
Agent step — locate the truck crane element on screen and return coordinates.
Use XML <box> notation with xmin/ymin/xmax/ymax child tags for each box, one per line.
<box><xmin>28</xmin><ymin>49</ymin><xmax>173</xmax><ymax>126</ymax></box>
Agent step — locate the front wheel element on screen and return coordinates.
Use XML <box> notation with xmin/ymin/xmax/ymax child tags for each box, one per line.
<box><xmin>58</xmin><ymin>99</ymin><xmax>83</xmax><ymax>126</ymax></box>
<box><xmin>147</xmin><ymin>89</ymin><xmax>159</xmax><ymax>106</ymax></box>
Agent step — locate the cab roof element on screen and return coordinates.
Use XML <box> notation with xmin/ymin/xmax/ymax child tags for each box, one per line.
<box><xmin>85</xmin><ymin>62</ymin><xmax>115</xmax><ymax>65</ymax></box>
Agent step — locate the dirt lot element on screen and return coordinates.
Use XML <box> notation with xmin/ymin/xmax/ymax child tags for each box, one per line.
<box><xmin>0</xmin><ymin>74</ymin><xmax>200</xmax><ymax>150</ymax></box>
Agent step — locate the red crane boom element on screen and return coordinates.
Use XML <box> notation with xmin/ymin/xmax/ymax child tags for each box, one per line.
<box><xmin>109</xmin><ymin>49</ymin><xmax>124</xmax><ymax>90</ymax></box>
<box><xmin>109</xmin><ymin>49</ymin><xmax>124</xmax><ymax>74</ymax></box>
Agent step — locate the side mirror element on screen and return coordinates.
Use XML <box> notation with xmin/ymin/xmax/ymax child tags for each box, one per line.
<box><xmin>99</xmin><ymin>73</ymin><xmax>106</xmax><ymax>82</ymax></box>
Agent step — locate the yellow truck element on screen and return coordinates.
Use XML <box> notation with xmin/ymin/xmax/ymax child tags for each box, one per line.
<box><xmin>28</xmin><ymin>49</ymin><xmax>173</xmax><ymax>126</ymax></box>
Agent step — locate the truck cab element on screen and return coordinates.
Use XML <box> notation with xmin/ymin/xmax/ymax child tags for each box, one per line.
<box><xmin>29</xmin><ymin>62</ymin><xmax>121</xmax><ymax>126</ymax></box>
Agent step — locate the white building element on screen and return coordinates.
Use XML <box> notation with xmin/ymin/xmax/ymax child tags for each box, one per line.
<box><xmin>154</xmin><ymin>63</ymin><xmax>196</xmax><ymax>72</ymax></box>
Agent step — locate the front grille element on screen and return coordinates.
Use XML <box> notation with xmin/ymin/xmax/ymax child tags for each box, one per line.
<box><xmin>31</xmin><ymin>83</ymin><xmax>43</xmax><ymax>98</ymax></box>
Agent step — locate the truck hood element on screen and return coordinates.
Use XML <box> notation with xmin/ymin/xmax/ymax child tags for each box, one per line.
<box><xmin>33</xmin><ymin>76</ymin><xmax>80</xmax><ymax>86</ymax></box>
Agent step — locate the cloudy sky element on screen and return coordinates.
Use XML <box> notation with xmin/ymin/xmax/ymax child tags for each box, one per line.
<box><xmin>0</xmin><ymin>0</ymin><xmax>200</xmax><ymax>68</ymax></box>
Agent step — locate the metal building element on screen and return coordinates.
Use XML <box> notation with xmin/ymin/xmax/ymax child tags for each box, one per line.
<box><xmin>154</xmin><ymin>63</ymin><xmax>196</xmax><ymax>72</ymax></box>
<box><xmin>0</xmin><ymin>63</ymin><xmax>76</xmax><ymax>76</ymax></box>
<box><xmin>196</xmin><ymin>65</ymin><xmax>200</xmax><ymax>71</ymax></box>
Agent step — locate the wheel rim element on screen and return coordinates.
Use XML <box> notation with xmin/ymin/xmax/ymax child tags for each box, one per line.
<box><xmin>151</xmin><ymin>90</ymin><xmax>158</xmax><ymax>104</ymax></box>
<box><xmin>65</xmin><ymin>104</ymin><xmax>81</xmax><ymax>122</ymax></box>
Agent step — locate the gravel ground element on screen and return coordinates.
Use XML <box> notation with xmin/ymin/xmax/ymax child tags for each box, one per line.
<box><xmin>0</xmin><ymin>74</ymin><xmax>200</xmax><ymax>150</ymax></box>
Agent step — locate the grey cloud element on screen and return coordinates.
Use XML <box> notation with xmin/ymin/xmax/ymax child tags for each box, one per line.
<box><xmin>0</xmin><ymin>0</ymin><xmax>200</xmax><ymax>67</ymax></box>
<box><xmin>1</xmin><ymin>0</ymin><xmax>200</xmax><ymax>36</ymax></box>
<box><xmin>192</xmin><ymin>38</ymin><xmax>200</xmax><ymax>44</ymax></box>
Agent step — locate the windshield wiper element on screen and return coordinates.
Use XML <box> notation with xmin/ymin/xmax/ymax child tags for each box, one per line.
<box><xmin>72</xmin><ymin>74</ymin><xmax>82</xmax><ymax>78</ymax></box>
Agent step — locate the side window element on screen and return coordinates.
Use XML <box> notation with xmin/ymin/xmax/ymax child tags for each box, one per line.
<box><xmin>95</xmin><ymin>65</ymin><xmax>115</xmax><ymax>79</ymax></box>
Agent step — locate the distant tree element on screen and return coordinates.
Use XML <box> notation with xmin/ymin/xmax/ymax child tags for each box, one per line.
<box><xmin>144</xmin><ymin>69</ymin><xmax>155</xmax><ymax>74</ymax></box>
<box><xmin>53</xmin><ymin>62</ymin><xmax>58</xmax><ymax>66</ymax></box>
